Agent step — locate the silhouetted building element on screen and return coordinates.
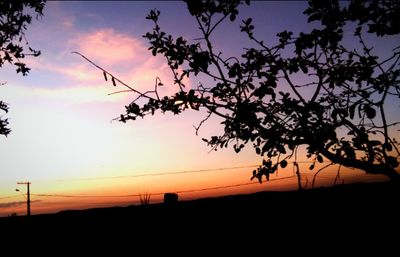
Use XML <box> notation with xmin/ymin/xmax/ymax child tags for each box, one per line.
<box><xmin>164</xmin><ymin>193</ymin><xmax>178</xmax><ymax>204</ymax></box>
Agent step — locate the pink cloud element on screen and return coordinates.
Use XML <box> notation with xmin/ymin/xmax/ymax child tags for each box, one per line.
<box><xmin>67</xmin><ymin>28</ymin><xmax>191</xmax><ymax>95</ymax></box>
<box><xmin>71</xmin><ymin>28</ymin><xmax>147</xmax><ymax>67</ymax></box>
<box><xmin>22</xmin><ymin>2</ymin><xmax>192</xmax><ymax>96</ymax></box>
<box><xmin>24</xmin><ymin>26</ymin><xmax>192</xmax><ymax>104</ymax></box>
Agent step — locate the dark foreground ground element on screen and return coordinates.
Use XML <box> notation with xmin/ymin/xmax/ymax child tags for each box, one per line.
<box><xmin>1</xmin><ymin>181</ymin><xmax>399</xmax><ymax>252</ymax></box>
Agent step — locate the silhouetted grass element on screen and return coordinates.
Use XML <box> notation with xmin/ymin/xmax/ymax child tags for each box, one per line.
<box><xmin>139</xmin><ymin>192</ymin><xmax>151</xmax><ymax>205</ymax></box>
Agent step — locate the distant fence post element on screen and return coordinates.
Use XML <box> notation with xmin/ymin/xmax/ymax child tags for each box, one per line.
<box><xmin>294</xmin><ymin>163</ymin><xmax>302</xmax><ymax>191</ymax></box>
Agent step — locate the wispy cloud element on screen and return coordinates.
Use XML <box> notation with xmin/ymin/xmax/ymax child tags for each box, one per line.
<box><xmin>29</xmin><ymin>27</ymin><xmax>188</xmax><ymax>102</ymax></box>
<box><xmin>31</xmin><ymin>85</ymin><xmax>126</xmax><ymax>104</ymax></box>
<box><xmin>71</xmin><ymin>28</ymin><xmax>146</xmax><ymax>67</ymax></box>
<box><xmin>0</xmin><ymin>200</ymin><xmax>40</xmax><ymax>208</ymax></box>
<box><xmin>68</xmin><ymin>28</ymin><xmax>183</xmax><ymax>92</ymax></box>
<box><xmin>12</xmin><ymin>3</ymin><xmax>192</xmax><ymax>106</ymax></box>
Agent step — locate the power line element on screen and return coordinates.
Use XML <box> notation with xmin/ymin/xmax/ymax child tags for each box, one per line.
<box><xmin>56</xmin><ymin>161</ymin><xmax>321</xmax><ymax>182</ymax></box>
<box><xmin>32</xmin><ymin>193</ymin><xmax>141</xmax><ymax>198</ymax></box>
<box><xmin>2</xmin><ymin>162</ymin><xmax>333</xmax><ymax>201</ymax></box>
<box><xmin>31</xmin><ymin>175</ymin><xmax>296</xmax><ymax>199</ymax></box>
<box><xmin>175</xmin><ymin>175</ymin><xmax>296</xmax><ymax>194</ymax></box>
<box><xmin>0</xmin><ymin>195</ymin><xmax>20</xmax><ymax>200</ymax></box>
<box><xmin>56</xmin><ymin>164</ymin><xmax>260</xmax><ymax>182</ymax></box>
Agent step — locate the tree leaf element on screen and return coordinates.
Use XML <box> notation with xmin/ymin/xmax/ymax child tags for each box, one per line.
<box><xmin>112</xmin><ymin>77</ymin><xmax>116</xmax><ymax>87</ymax></box>
<box><xmin>280</xmin><ymin>160</ymin><xmax>288</xmax><ymax>168</ymax></box>
<box><xmin>120</xmin><ymin>115</ymin><xmax>126</xmax><ymax>123</ymax></box>
<box><xmin>383</xmin><ymin>143</ymin><xmax>393</xmax><ymax>152</ymax></box>
<box><xmin>364</xmin><ymin>105</ymin><xmax>376</xmax><ymax>119</ymax></box>
<box><xmin>103</xmin><ymin>71</ymin><xmax>108</xmax><ymax>81</ymax></box>
<box><xmin>276</xmin><ymin>144</ymin><xmax>286</xmax><ymax>154</ymax></box>
<box><xmin>369</xmin><ymin>140</ymin><xmax>381</xmax><ymax>146</ymax></box>
<box><xmin>349</xmin><ymin>103</ymin><xmax>357</xmax><ymax>119</ymax></box>
<box><xmin>386</xmin><ymin>156</ymin><xmax>399</xmax><ymax>168</ymax></box>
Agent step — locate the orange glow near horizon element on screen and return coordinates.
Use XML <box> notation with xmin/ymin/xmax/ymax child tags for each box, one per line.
<box><xmin>0</xmin><ymin>162</ymin><xmax>389</xmax><ymax>217</ymax></box>
<box><xmin>0</xmin><ymin>1</ymin><xmax>398</xmax><ymax>218</ymax></box>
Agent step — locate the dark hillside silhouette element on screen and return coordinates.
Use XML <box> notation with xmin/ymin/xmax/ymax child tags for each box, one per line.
<box><xmin>76</xmin><ymin>0</ymin><xmax>400</xmax><ymax>181</ymax></box>
<box><xmin>1</xmin><ymin>181</ymin><xmax>399</xmax><ymax>250</ymax></box>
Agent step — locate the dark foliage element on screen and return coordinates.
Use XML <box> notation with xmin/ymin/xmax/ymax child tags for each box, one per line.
<box><xmin>0</xmin><ymin>0</ymin><xmax>46</xmax><ymax>137</ymax></box>
<box><xmin>79</xmin><ymin>0</ymin><xmax>400</xmax><ymax>180</ymax></box>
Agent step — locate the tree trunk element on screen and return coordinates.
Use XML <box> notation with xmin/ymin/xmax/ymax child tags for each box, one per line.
<box><xmin>320</xmin><ymin>149</ymin><xmax>400</xmax><ymax>181</ymax></box>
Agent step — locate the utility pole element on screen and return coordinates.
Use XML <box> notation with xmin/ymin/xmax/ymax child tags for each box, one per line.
<box><xmin>17</xmin><ymin>182</ymin><xmax>31</xmax><ymax>216</ymax></box>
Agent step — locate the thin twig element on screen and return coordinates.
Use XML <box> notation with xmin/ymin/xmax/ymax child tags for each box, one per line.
<box><xmin>193</xmin><ymin>111</ymin><xmax>212</xmax><ymax>136</ymax></box>
<box><xmin>72</xmin><ymin>51</ymin><xmax>153</xmax><ymax>100</ymax></box>
<box><xmin>312</xmin><ymin>163</ymin><xmax>334</xmax><ymax>188</ymax></box>
<box><xmin>108</xmin><ymin>90</ymin><xmax>135</xmax><ymax>96</ymax></box>
<box><xmin>333</xmin><ymin>165</ymin><xmax>342</xmax><ymax>186</ymax></box>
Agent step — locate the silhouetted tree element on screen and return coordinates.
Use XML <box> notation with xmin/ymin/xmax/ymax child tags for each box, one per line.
<box><xmin>78</xmin><ymin>0</ymin><xmax>400</xmax><ymax>181</ymax></box>
<box><xmin>0</xmin><ymin>0</ymin><xmax>46</xmax><ymax>136</ymax></box>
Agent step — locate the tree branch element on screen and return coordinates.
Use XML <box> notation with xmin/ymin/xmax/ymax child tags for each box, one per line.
<box><xmin>72</xmin><ymin>51</ymin><xmax>155</xmax><ymax>100</ymax></box>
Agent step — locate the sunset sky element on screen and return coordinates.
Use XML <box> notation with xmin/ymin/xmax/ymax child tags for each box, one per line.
<box><xmin>0</xmin><ymin>1</ymin><xmax>396</xmax><ymax>217</ymax></box>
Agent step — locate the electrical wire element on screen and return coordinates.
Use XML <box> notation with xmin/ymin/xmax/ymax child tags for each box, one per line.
<box><xmin>31</xmin><ymin>175</ymin><xmax>297</xmax><ymax>199</ymax></box>
<box><xmin>0</xmin><ymin>195</ymin><xmax>20</xmax><ymax>200</ymax></box>
<box><xmin>56</xmin><ymin>164</ymin><xmax>260</xmax><ymax>182</ymax></box>
<box><xmin>56</xmin><ymin>161</ymin><xmax>321</xmax><ymax>182</ymax></box>
<box><xmin>1</xmin><ymin>162</ymin><xmax>331</xmax><ymax>202</ymax></box>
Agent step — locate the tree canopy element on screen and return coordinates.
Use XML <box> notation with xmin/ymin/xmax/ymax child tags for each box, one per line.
<box><xmin>0</xmin><ymin>0</ymin><xmax>46</xmax><ymax>137</ymax></box>
<box><xmin>79</xmin><ymin>0</ymin><xmax>400</xmax><ymax>181</ymax></box>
